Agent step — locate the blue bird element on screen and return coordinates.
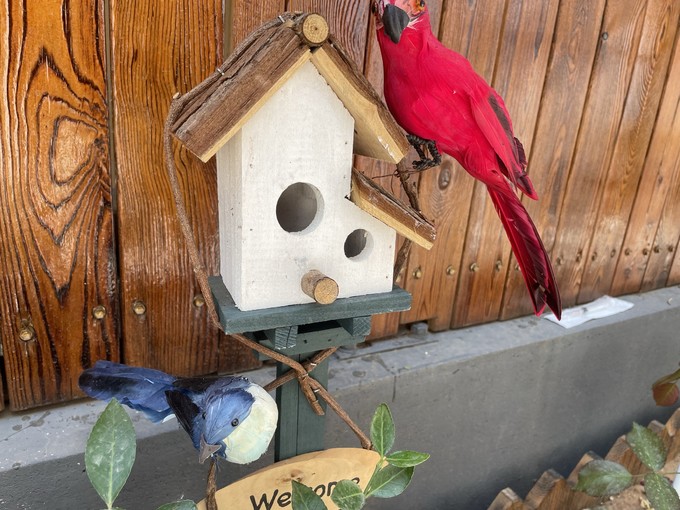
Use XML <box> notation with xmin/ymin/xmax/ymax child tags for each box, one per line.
<box><xmin>79</xmin><ymin>361</ymin><xmax>278</xmax><ymax>465</ymax></box>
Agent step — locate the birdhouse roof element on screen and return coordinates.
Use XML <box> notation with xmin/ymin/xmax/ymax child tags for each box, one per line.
<box><xmin>170</xmin><ymin>12</ymin><xmax>410</xmax><ymax>165</ymax></box>
<box><xmin>169</xmin><ymin>13</ymin><xmax>434</xmax><ymax>249</ymax></box>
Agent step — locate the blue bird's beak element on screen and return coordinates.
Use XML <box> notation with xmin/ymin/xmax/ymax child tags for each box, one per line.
<box><xmin>199</xmin><ymin>435</ymin><xmax>222</xmax><ymax>464</ymax></box>
<box><xmin>382</xmin><ymin>4</ymin><xmax>410</xmax><ymax>44</ymax></box>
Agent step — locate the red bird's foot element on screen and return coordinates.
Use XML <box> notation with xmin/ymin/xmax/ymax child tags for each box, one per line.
<box><xmin>407</xmin><ymin>134</ymin><xmax>442</xmax><ymax>171</ymax></box>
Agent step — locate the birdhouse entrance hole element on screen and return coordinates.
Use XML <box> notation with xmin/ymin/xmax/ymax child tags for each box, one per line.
<box><xmin>276</xmin><ymin>182</ymin><xmax>323</xmax><ymax>233</ymax></box>
<box><xmin>344</xmin><ymin>229</ymin><xmax>372</xmax><ymax>260</ymax></box>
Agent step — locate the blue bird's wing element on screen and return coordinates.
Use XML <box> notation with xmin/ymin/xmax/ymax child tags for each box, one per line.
<box><xmin>78</xmin><ymin>361</ymin><xmax>176</xmax><ymax>422</ymax></box>
<box><xmin>165</xmin><ymin>389</ymin><xmax>203</xmax><ymax>450</ymax></box>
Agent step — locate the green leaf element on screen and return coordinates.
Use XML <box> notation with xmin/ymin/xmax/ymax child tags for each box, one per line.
<box><xmin>156</xmin><ymin>501</ymin><xmax>198</xmax><ymax>510</ymax></box>
<box><xmin>330</xmin><ymin>480</ymin><xmax>365</xmax><ymax>510</ymax></box>
<box><xmin>370</xmin><ymin>404</ymin><xmax>395</xmax><ymax>457</ymax></box>
<box><xmin>626</xmin><ymin>422</ymin><xmax>667</xmax><ymax>471</ymax></box>
<box><xmin>364</xmin><ymin>464</ymin><xmax>414</xmax><ymax>499</ymax></box>
<box><xmin>574</xmin><ymin>460</ymin><xmax>633</xmax><ymax>497</ymax></box>
<box><xmin>85</xmin><ymin>399</ymin><xmax>137</xmax><ymax>508</ymax></box>
<box><xmin>644</xmin><ymin>473</ymin><xmax>680</xmax><ymax>510</ymax></box>
<box><xmin>386</xmin><ymin>450</ymin><xmax>430</xmax><ymax>468</ymax></box>
<box><xmin>291</xmin><ymin>480</ymin><xmax>328</xmax><ymax>510</ymax></box>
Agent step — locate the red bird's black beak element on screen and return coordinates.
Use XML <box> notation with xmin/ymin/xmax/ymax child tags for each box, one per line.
<box><xmin>382</xmin><ymin>4</ymin><xmax>409</xmax><ymax>44</ymax></box>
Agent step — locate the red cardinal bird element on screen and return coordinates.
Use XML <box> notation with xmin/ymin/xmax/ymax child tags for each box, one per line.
<box><xmin>374</xmin><ymin>0</ymin><xmax>561</xmax><ymax>319</ymax></box>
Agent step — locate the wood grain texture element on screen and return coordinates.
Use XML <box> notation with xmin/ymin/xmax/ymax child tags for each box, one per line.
<box><xmin>549</xmin><ymin>0</ymin><xmax>649</xmax><ymax>309</ymax></box>
<box><xmin>500</xmin><ymin>0</ymin><xmax>607</xmax><ymax>320</ymax></box>
<box><xmin>451</xmin><ymin>0</ymin><xmax>559</xmax><ymax>327</ymax></box>
<box><xmin>612</xmin><ymin>26</ymin><xmax>680</xmax><ymax>295</ymax></box>
<box><xmin>286</xmin><ymin>0</ymin><xmax>372</xmax><ymax>67</ymax></box>
<box><xmin>578</xmin><ymin>0</ymin><xmax>679</xmax><ymax>304</ymax></box>
<box><xmin>0</xmin><ymin>0</ymin><xmax>118</xmax><ymax>410</ymax></box>
<box><xmin>111</xmin><ymin>0</ymin><xmax>255</xmax><ymax>376</ymax></box>
<box><xmin>230</xmin><ymin>0</ymin><xmax>286</xmax><ymax>51</ymax></box>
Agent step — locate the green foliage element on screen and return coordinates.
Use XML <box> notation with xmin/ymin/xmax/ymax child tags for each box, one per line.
<box><xmin>626</xmin><ymin>423</ymin><xmax>666</xmax><ymax>471</ymax></box>
<box><xmin>85</xmin><ymin>399</ymin><xmax>137</xmax><ymax>509</ymax></box>
<box><xmin>291</xmin><ymin>403</ymin><xmax>429</xmax><ymax>510</ymax></box>
<box><xmin>644</xmin><ymin>473</ymin><xmax>680</xmax><ymax>510</ymax></box>
<box><xmin>291</xmin><ymin>480</ymin><xmax>329</xmax><ymax>510</ymax></box>
<box><xmin>370</xmin><ymin>404</ymin><xmax>395</xmax><ymax>457</ymax></box>
<box><xmin>575</xmin><ymin>422</ymin><xmax>680</xmax><ymax>510</ymax></box>
<box><xmin>364</xmin><ymin>464</ymin><xmax>414</xmax><ymax>498</ymax></box>
<box><xmin>84</xmin><ymin>398</ymin><xmax>197</xmax><ymax>510</ymax></box>
<box><xmin>330</xmin><ymin>480</ymin><xmax>365</xmax><ymax>510</ymax></box>
<box><xmin>574</xmin><ymin>460</ymin><xmax>633</xmax><ymax>496</ymax></box>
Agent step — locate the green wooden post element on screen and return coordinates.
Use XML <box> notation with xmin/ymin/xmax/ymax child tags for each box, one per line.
<box><xmin>209</xmin><ymin>276</ymin><xmax>411</xmax><ymax>461</ymax></box>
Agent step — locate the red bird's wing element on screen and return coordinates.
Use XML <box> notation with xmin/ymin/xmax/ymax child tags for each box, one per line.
<box><xmin>469</xmin><ymin>87</ymin><xmax>538</xmax><ymax>199</ymax></box>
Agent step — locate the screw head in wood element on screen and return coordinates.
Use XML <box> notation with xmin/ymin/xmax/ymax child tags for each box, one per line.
<box><xmin>654</xmin><ymin>245</ymin><xmax>660</xmax><ymax>253</ymax></box>
<box><xmin>412</xmin><ymin>266</ymin><xmax>423</xmax><ymax>279</ymax></box>
<box><xmin>193</xmin><ymin>294</ymin><xmax>205</xmax><ymax>308</ymax></box>
<box><xmin>643</xmin><ymin>248</ymin><xmax>650</xmax><ymax>256</ymax></box>
<box><xmin>446</xmin><ymin>265</ymin><xmax>456</xmax><ymax>276</ymax></box>
<box><xmin>495</xmin><ymin>260</ymin><xmax>503</xmax><ymax>271</ymax></box>
<box><xmin>469</xmin><ymin>262</ymin><xmax>479</xmax><ymax>273</ymax></box>
<box><xmin>132</xmin><ymin>300</ymin><xmax>147</xmax><ymax>316</ymax></box>
<box><xmin>19</xmin><ymin>325</ymin><xmax>35</xmax><ymax>342</ymax></box>
<box><xmin>92</xmin><ymin>306</ymin><xmax>107</xmax><ymax>320</ymax></box>
<box><xmin>624</xmin><ymin>248</ymin><xmax>631</xmax><ymax>256</ymax></box>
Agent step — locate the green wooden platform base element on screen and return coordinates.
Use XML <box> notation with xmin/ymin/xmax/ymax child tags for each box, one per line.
<box><xmin>208</xmin><ymin>276</ymin><xmax>412</xmax><ymax>460</ymax></box>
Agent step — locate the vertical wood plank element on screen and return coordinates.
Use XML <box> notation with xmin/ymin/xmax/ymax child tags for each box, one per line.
<box><xmin>578</xmin><ymin>0</ymin><xmax>679</xmax><ymax>304</ymax></box>
<box><xmin>0</xmin><ymin>0</ymin><xmax>118</xmax><ymax>409</ymax></box>
<box><xmin>451</xmin><ymin>0</ymin><xmax>559</xmax><ymax>327</ymax></box>
<box><xmin>500</xmin><ymin>0</ymin><xmax>608</xmax><ymax>320</ymax></box>
<box><xmin>230</xmin><ymin>1</ymin><xmax>286</xmax><ymax>50</ymax></box>
<box><xmin>111</xmin><ymin>0</ymin><xmax>250</xmax><ymax>376</ymax></box>
<box><xmin>611</xmin><ymin>28</ymin><xmax>680</xmax><ymax>295</ymax></box>
<box><xmin>549</xmin><ymin>0</ymin><xmax>650</xmax><ymax>308</ymax></box>
<box><xmin>286</xmin><ymin>0</ymin><xmax>371</xmax><ymax>67</ymax></box>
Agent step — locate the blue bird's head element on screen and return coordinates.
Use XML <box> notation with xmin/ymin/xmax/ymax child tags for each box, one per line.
<box><xmin>198</xmin><ymin>383</ymin><xmax>278</xmax><ymax>464</ymax></box>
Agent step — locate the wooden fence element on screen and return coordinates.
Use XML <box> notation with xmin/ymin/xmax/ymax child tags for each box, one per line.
<box><xmin>1</xmin><ymin>0</ymin><xmax>679</xmax><ymax>411</ymax></box>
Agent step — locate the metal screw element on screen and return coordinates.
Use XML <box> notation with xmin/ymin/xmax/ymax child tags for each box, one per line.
<box><xmin>610</xmin><ymin>249</ymin><xmax>617</xmax><ymax>258</ymax></box>
<box><xmin>412</xmin><ymin>267</ymin><xmax>423</xmax><ymax>279</ymax></box>
<box><xmin>556</xmin><ymin>257</ymin><xmax>563</xmax><ymax>266</ymax></box>
<box><xmin>624</xmin><ymin>248</ymin><xmax>631</xmax><ymax>256</ymax></box>
<box><xmin>193</xmin><ymin>294</ymin><xmax>206</xmax><ymax>308</ymax></box>
<box><xmin>654</xmin><ymin>245</ymin><xmax>660</xmax><ymax>253</ymax></box>
<box><xmin>515</xmin><ymin>264</ymin><xmax>520</xmax><ymax>272</ymax></box>
<box><xmin>132</xmin><ymin>300</ymin><xmax>147</xmax><ymax>316</ymax></box>
<box><xmin>591</xmin><ymin>252</ymin><xmax>598</xmax><ymax>261</ymax></box>
<box><xmin>575</xmin><ymin>250</ymin><xmax>583</xmax><ymax>263</ymax></box>
<box><xmin>92</xmin><ymin>305</ymin><xmax>107</xmax><ymax>320</ymax></box>
<box><xmin>469</xmin><ymin>263</ymin><xmax>479</xmax><ymax>273</ymax></box>
<box><xmin>19</xmin><ymin>325</ymin><xmax>35</xmax><ymax>342</ymax></box>
<box><xmin>446</xmin><ymin>265</ymin><xmax>456</xmax><ymax>276</ymax></box>
<box><xmin>602</xmin><ymin>32</ymin><xmax>609</xmax><ymax>41</ymax></box>
<box><xmin>669</xmin><ymin>245</ymin><xmax>675</xmax><ymax>253</ymax></box>
<box><xmin>643</xmin><ymin>248</ymin><xmax>650</xmax><ymax>256</ymax></box>
<box><xmin>495</xmin><ymin>260</ymin><xmax>503</xmax><ymax>271</ymax></box>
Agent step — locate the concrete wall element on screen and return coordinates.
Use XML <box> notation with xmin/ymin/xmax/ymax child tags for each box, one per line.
<box><xmin>2</xmin><ymin>286</ymin><xmax>679</xmax><ymax>509</ymax></box>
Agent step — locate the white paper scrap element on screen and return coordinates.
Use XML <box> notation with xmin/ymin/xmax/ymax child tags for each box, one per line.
<box><xmin>543</xmin><ymin>295</ymin><xmax>634</xmax><ymax>329</ymax></box>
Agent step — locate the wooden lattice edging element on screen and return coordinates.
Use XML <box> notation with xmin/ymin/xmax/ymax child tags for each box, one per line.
<box><xmin>488</xmin><ymin>408</ymin><xmax>680</xmax><ymax>510</ymax></box>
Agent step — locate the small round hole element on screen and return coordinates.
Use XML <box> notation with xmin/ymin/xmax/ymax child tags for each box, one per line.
<box><xmin>344</xmin><ymin>229</ymin><xmax>372</xmax><ymax>259</ymax></box>
<box><xmin>276</xmin><ymin>182</ymin><xmax>322</xmax><ymax>233</ymax></box>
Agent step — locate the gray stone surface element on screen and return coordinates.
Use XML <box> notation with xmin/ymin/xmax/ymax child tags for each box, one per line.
<box><xmin>1</xmin><ymin>286</ymin><xmax>679</xmax><ymax>509</ymax></box>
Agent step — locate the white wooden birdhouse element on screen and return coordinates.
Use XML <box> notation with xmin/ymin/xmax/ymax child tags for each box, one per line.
<box><xmin>171</xmin><ymin>14</ymin><xmax>434</xmax><ymax>312</ymax></box>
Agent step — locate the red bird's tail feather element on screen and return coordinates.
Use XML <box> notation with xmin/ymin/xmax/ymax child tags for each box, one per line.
<box><xmin>488</xmin><ymin>188</ymin><xmax>562</xmax><ymax>320</ymax></box>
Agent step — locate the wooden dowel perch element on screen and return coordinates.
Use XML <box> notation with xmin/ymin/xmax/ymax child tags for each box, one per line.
<box><xmin>294</xmin><ymin>13</ymin><xmax>329</xmax><ymax>46</ymax></box>
<box><xmin>301</xmin><ymin>270</ymin><xmax>339</xmax><ymax>304</ymax></box>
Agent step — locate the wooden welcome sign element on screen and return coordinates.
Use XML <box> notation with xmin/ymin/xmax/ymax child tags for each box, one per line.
<box><xmin>197</xmin><ymin>448</ymin><xmax>380</xmax><ymax>510</ymax></box>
